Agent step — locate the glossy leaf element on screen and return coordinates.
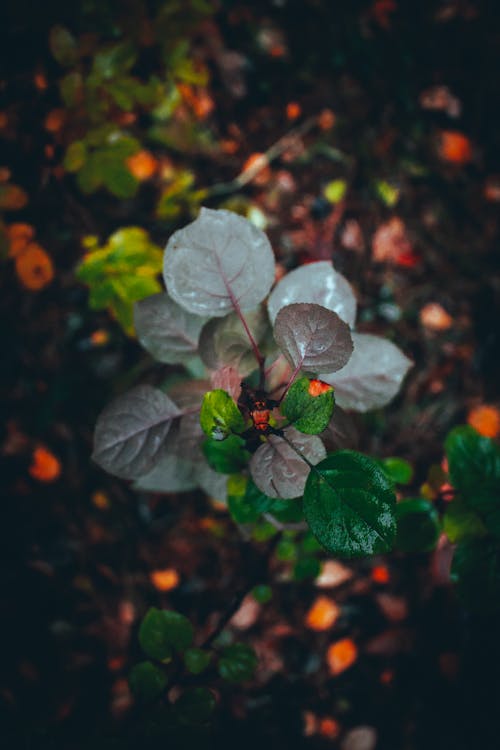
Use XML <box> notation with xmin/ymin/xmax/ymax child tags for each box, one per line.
<box><xmin>200</xmin><ymin>389</ymin><xmax>245</xmax><ymax>439</ymax></box>
<box><xmin>92</xmin><ymin>386</ymin><xmax>180</xmax><ymax>480</ymax></box>
<box><xmin>394</xmin><ymin>498</ymin><xmax>440</xmax><ymax>553</ymax></box>
<box><xmin>163</xmin><ymin>208</ymin><xmax>275</xmax><ymax>317</ymax></box>
<box><xmin>322</xmin><ymin>333</ymin><xmax>412</xmax><ymax>411</ymax></box>
<box><xmin>129</xmin><ymin>661</ymin><xmax>167</xmax><ymax>703</ymax></box>
<box><xmin>139</xmin><ymin>608</ymin><xmax>193</xmax><ymax>660</ymax></box>
<box><xmin>198</xmin><ymin>308</ymin><xmax>269</xmax><ymax>376</ymax></box>
<box><xmin>267</xmin><ymin>261</ymin><xmax>357</xmax><ymax>328</ymax></box>
<box><xmin>134</xmin><ymin>292</ymin><xmax>206</xmax><ymax>364</ymax></box>
<box><xmin>281</xmin><ymin>376</ymin><xmax>334</xmax><ymax>434</ymax></box>
<box><xmin>218</xmin><ymin>643</ymin><xmax>257</xmax><ymax>683</ymax></box>
<box><xmin>184</xmin><ymin>648</ymin><xmax>212</xmax><ymax>675</ymax></box>
<box><xmin>273</xmin><ymin>303</ymin><xmax>353</xmax><ymax>374</ymax></box>
<box><xmin>249</xmin><ymin>427</ymin><xmax>326</xmax><ymax>499</ymax></box>
<box><xmin>381</xmin><ymin>457</ymin><xmax>413</xmax><ymax>485</ymax></box>
<box><xmin>451</xmin><ymin>538</ymin><xmax>500</xmax><ymax>613</ymax></box>
<box><xmin>203</xmin><ymin>434</ymin><xmax>249</xmax><ymax>474</ymax></box>
<box><xmin>303</xmin><ymin>450</ymin><xmax>396</xmax><ymax>557</ymax></box>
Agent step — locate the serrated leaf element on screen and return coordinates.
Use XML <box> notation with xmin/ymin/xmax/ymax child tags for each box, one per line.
<box><xmin>281</xmin><ymin>377</ymin><xmax>334</xmax><ymax>434</ymax></box>
<box><xmin>139</xmin><ymin>608</ymin><xmax>193</xmax><ymax>661</ymax></box>
<box><xmin>267</xmin><ymin>261</ymin><xmax>357</xmax><ymax>328</ymax></box>
<box><xmin>249</xmin><ymin>427</ymin><xmax>326</xmax><ymax>499</ymax></box>
<box><xmin>134</xmin><ymin>292</ymin><xmax>206</xmax><ymax>364</ymax></box>
<box><xmin>218</xmin><ymin>644</ymin><xmax>257</xmax><ymax>683</ymax></box>
<box><xmin>163</xmin><ymin>207</ymin><xmax>275</xmax><ymax>317</ymax></box>
<box><xmin>322</xmin><ymin>333</ymin><xmax>412</xmax><ymax>411</ymax></box>
<box><xmin>303</xmin><ymin>450</ymin><xmax>396</xmax><ymax>557</ymax></box>
<box><xmin>184</xmin><ymin>648</ymin><xmax>212</xmax><ymax>675</ymax></box>
<box><xmin>200</xmin><ymin>389</ymin><xmax>245</xmax><ymax>439</ymax></box>
<box><xmin>274</xmin><ymin>303</ymin><xmax>353</xmax><ymax>375</ymax></box>
<box><xmin>198</xmin><ymin>307</ymin><xmax>269</xmax><ymax>376</ymax></box>
<box><xmin>203</xmin><ymin>434</ymin><xmax>249</xmax><ymax>474</ymax></box>
<box><xmin>451</xmin><ymin>538</ymin><xmax>500</xmax><ymax>613</ymax></box>
<box><xmin>129</xmin><ymin>661</ymin><xmax>167</xmax><ymax>703</ymax></box>
<box><xmin>92</xmin><ymin>385</ymin><xmax>180</xmax><ymax>479</ymax></box>
<box><xmin>394</xmin><ymin>498</ymin><xmax>440</xmax><ymax>553</ymax></box>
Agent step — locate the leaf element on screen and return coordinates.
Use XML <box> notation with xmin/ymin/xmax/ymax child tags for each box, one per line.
<box><xmin>443</xmin><ymin>498</ymin><xmax>487</xmax><ymax>543</ymax></box>
<box><xmin>202</xmin><ymin>435</ymin><xmax>249</xmax><ymax>474</ymax></box>
<box><xmin>451</xmin><ymin>538</ymin><xmax>500</xmax><ymax>613</ymax></box>
<box><xmin>293</xmin><ymin>556</ymin><xmax>321</xmax><ymax>581</ymax></box>
<box><xmin>227</xmin><ymin>476</ymin><xmax>275</xmax><ymax>523</ymax></box>
<box><xmin>92</xmin><ymin>42</ymin><xmax>137</xmax><ymax>80</ymax></box>
<box><xmin>381</xmin><ymin>457</ymin><xmax>413</xmax><ymax>485</ymax></box>
<box><xmin>281</xmin><ymin>376</ymin><xmax>334</xmax><ymax>434</ymax></box>
<box><xmin>273</xmin><ymin>303</ymin><xmax>353</xmax><ymax>375</ymax></box>
<box><xmin>249</xmin><ymin>427</ymin><xmax>326</xmax><ymax>499</ymax></box>
<box><xmin>394</xmin><ymin>498</ymin><xmax>440</xmax><ymax>553</ymax></box>
<box><xmin>184</xmin><ymin>648</ymin><xmax>212</xmax><ymax>675</ymax></box>
<box><xmin>64</xmin><ymin>141</ymin><xmax>87</xmax><ymax>173</ymax></box>
<box><xmin>267</xmin><ymin>261</ymin><xmax>357</xmax><ymax>328</ymax></box>
<box><xmin>174</xmin><ymin>687</ymin><xmax>216</xmax><ymax>726</ymax></box>
<box><xmin>198</xmin><ymin>308</ymin><xmax>269</xmax><ymax>376</ymax></box>
<box><xmin>195</xmin><ymin>461</ymin><xmax>229</xmax><ymax>501</ymax></box>
<box><xmin>134</xmin><ymin>292</ymin><xmax>206</xmax><ymax>364</ymax></box>
<box><xmin>303</xmin><ymin>450</ymin><xmax>396</xmax><ymax>557</ymax></box>
<box><xmin>322</xmin><ymin>333</ymin><xmax>412</xmax><ymax>412</ymax></box>
<box><xmin>129</xmin><ymin>661</ymin><xmax>167</xmax><ymax>703</ymax></box>
<box><xmin>133</xmin><ymin>446</ymin><xmax>198</xmax><ymax>493</ymax></box>
<box><xmin>252</xmin><ymin>585</ymin><xmax>272</xmax><ymax>603</ymax></box>
<box><xmin>218</xmin><ymin>644</ymin><xmax>257</xmax><ymax>683</ymax></box>
<box><xmin>49</xmin><ymin>25</ymin><xmax>78</xmax><ymax>66</ymax></box>
<box><xmin>200</xmin><ymin>389</ymin><xmax>245</xmax><ymax>439</ymax></box>
<box><xmin>163</xmin><ymin>207</ymin><xmax>275</xmax><ymax>317</ymax></box>
<box><xmin>139</xmin><ymin>608</ymin><xmax>194</xmax><ymax>661</ymax></box>
<box><xmin>92</xmin><ymin>385</ymin><xmax>180</xmax><ymax>479</ymax></box>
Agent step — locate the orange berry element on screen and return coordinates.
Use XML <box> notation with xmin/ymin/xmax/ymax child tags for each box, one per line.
<box><xmin>438</xmin><ymin>131</ymin><xmax>472</xmax><ymax>165</ymax></box>
<box><xmin>467</xmin><ymin>405</ymin><xmax>500</xmax><ymax>438</ymax></box>
<box><xmin>286</xmin><ymin>102</ymin><xmax>301</xmax><ymax>121</ymax></box>
<box><xmin>125</xmin><ymin>150</ymin><xmax>158</xmax><ymax>181</ymax></box>
<box><xmin>371</xmin><ymin>565</ymin><xmax>390</xmax><ymax>584</ymax></box>
<box><xmin>15</xmin><ymin>243</ymin><xmax>54</xmax><ymax>290</ymax></box>
<box><xmin>149</xmin><ymin>568</ymin><xmax>180</xmax><ymax>592</ymax></box>
<box><xmin>318</xmin><ymin>717</ymin><xmax>341</xmax><ymax>740</ymax></box>
<box><xmin>29</xmin><ymin>446</ymin><xmax>61</xmax><ymax>482</ymax></box>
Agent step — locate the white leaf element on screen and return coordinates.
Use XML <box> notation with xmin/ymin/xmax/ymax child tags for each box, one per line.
<box><xmin>267</xmin><ymin>261</ymin><xmax>357</xmax><ymax>328</ymax></box>
<box><xmin>323</xmin><ymin>333</ymin><xmax>412</xmax><ymax>412</ymax></box>
<box><xmin>249</xmin><ymin>427</ymin><xmax>326</xmax><ymax>499</ymax></box>
<box><xmin>163</xmin><ymin>207</ymin><xmax>275</xmax><ymax>317</ymax></box>
<box><xmin>134</xmin><ymin>292</ymin><xmax>206</xmax><ymax>364</ymax></box>
<box><xmin>92</xmin><ymin>385</ymin><xmax>180</xmax><ymax>479</ymax></box>
<box><xmin>273</xmin><ymin>303</ymin><xmax>353</xmax><ymax>374</ymax></box>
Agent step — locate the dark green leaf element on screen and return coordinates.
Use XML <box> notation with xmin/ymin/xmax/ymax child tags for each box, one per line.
<box><xmin>443</xmin><ymin>497</ymin><xmax>487</xmax><ymax>543</ymax></box>
<box><xmin>174</xmin><ymin>687</ymin><xmax>216</xmax><ymax>726</ymax></box>
<box><xmin>252</xmin><ymin>585</ymin><xmax>272</xmax><ymax>604</ymax></box>
<box><xmin>227</xmin><ymin>477</ymin><xmax>275</xmax><ymax>524</ymax></box>
<box><xmin>293</xmin><ymin>556</ymin><xmax>321</xmax><ymax>581</ymax></box>
<box><xmin>93</xmin><ymin>42</ymin><xmax>137</xmax><ymax>80</ymax></box>
<box><xmin>394</xmin><ymin>498</ymin><xmax>440</xmax><ymax>553</ymax></box>
<box><xmin>129</xmin><ymin>661</ymin><xmax>167</xmax><ymax>703</ymax></box>
<box><xmin>184</xmin><ymin>648</ymin><xmax>212</xmax><ymax>675</ymax></box>
<box><xmin>218</xmin><ymin>644</ymin><xmax>257</xmax><ymax>683</ymax></box>
<box><xmin>281</xmin><ymin>376</ymin><xmax>334</xmax><ymax>434</ymax></box>
<box><xmin>276</xmin><ymin>538</ymin><xmax>297</xmax><ymax>561</ymax></box>
<box><xmin>200</xmin><ymin>389</ymin><xmax>245</xmax><ymax>439</ymax></box>
<box><xmin>49</xmin><ymin>25</ymin><xmax>78</xmax><ymax>66</ymax></box>
<box><xmin>303</xmin><ymin>450</ymin><xmax>396</xmax><ymax>557</ymax></box>
<box><xmin>139</xmin><ymin>608</ymin><xmax>193</xmax><ymax>660</ymax></box>
<box><xmin>451</xmin><ymin>538</ymin><xmax>500</xmax><ymax>613</ymax></box>
<box><xmin>381</xmin><ymin>457</ymin><xmax>413</xmax><ymax>485</ymax></box>
<box><xmin>203</xmin><ymin>435</ymin><xmax>249</xmax><ymax>474</ymax></box>
<box><xmin>60</xmin><ymin>72</ymin><xmax>83</xmax><ymax>107</ymax></box>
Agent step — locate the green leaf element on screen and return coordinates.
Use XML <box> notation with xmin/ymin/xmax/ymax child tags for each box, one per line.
<box><xmin>174</xmin><ymin>687</ymin><xmax>216</xmax><ymax>726</ymax></box>
<box><xmin>203</xmin><ymin>435</ymin><xmax>249</xmax><ymax>474</ymax></box>
<box><xmin>100</xmin><ymin>158</ymin><xmax>139</xmax><ymax>199</ymax></box>
<box><xmin>64</xmin><ymin>141</ymin><xmax>87</xmax><ymax>173</ymax></box>
<box><xmin>293</xmin><ymin>556</ymin><xmax>321</xmax><ymax>581</ymax></box>
<box><xmin>93</xmin><ymin>42</ymin><xmax>137</xmax><ymax>80</ymax></box>
<box><xmin>323</xmin><ymin>179</ymin><xmax>347</xmax><ymax>203</ymax></box>
<box><xmin>200</xmin><ymin>389</ymin><xmax>245</xmax><ymax>439</ymax></box>
<box><xmin>129</xmin><ymin>661</ymin><xmax>167</xmax><ymax>703</ymax></box>
<box><xmin>303</xmin><ymin>450</ymin><xmax>397</xmax><ymax>557</ymax></box>
<box><xmin>381</xmin><ymin>457</ymin><xmax>413</xmax><ymax>485</ymax></box>
<box><xmin>281</xmin><ymin>377</ymin><xmax>335</xmax><ymax>434</ymax></box>
<box><xmin>184</xmin><ymin>648</ymin><xmax>212</xmax><ymax>675</ymax></box>
<box><xmin>139</xmin><ymin>608</ymin><xmax>193</xmax><ymax>661</ymax></box>
<box><xmin>227</xmin><ymin>477</ymin><xmax>275</xmax><ymax>523</ymax></box>
<box><xmin>394</xmin><ymin>498</ymin><xmax>440</xmax><ymax>553</ymax></box>
<box><xmin>252</xmin><ymin>585</ymin><xmax>272</xmax><ymax>604</ymax></box>
<box><xmin>60</xmin><ymin>72</ymin><xmax>83</xmax><ymax>107</ymax></box>
<box><xmin>218</xmin><ymin>644</ymin><xmax>257</xmax><ymax>683</ymax></box>
<box><xmin>49</xmin><ymin>25</ymin><xmax>78</xmax><ymax>66</ymax></box>
<box><xmin>443</xmin><ymin>497</ymin><xmax>487</xmax><ymax>543</ymax></box>
<box><xmin>375</xmin><ymin>180</ymin><xmax>400</xmax><ymax>207</ymax></box>
<box><xmin>276</xmin><ymin>538</ymin><xmax>297</xmax><ymax>561</ymax></box>
<box><xmin>451</xmin><ymin>538</ymin><xmax>500</xmax><ymax>613</ymax></box>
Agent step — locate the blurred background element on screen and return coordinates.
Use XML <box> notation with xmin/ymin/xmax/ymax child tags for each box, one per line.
<box><xmin>1</xmin><ymin>0</ymin><xmax>499</xmax><ymax>748</ymax></box>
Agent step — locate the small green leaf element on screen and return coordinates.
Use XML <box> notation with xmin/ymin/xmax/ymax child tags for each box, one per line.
<box><xmin>93</xmin><ymin>42</ymin><xmax>137</xmax><ymax>80</ymax></box>
<box><xmin>200</xmin><ymin>389</ymin><xmax>245</xmax><ymax>439</ymax></box>
<box><xmin>375</xmin><ymin>180</ymin><xmax>400</xmax><ymax>207</ymax></box>
<box><xmin>184</xmin><ymin>648</ymin><xmax>212</xmax><ymax>675</ymax></box>
<box><xmin>323</xmin><ymin>179</ymin><xmax>347</xmax><ymax>203</ymax></box>
<box><xmin>174</xmin><ymin>687</ymin><xmax>216</xmax><ymax>726</ymax></box>
<box><xmin>49</xmin><ymin>25</ymin><xmax>78</xmax><ymax>66</ymax></box>
<box><xmin>276</xmin><ymin>538</ymin><xmax>297</xmax><ymax>562</ymax></box>
<box><xmin>218</xmin><ymin>644</ymin><xmax>257</xmax><ymax>683</ymax></box>
<box><xmin>451</xmin><ymin>538</ymin><xmax>500</xmax><ymax>613</ymax></box>
<box><xmin>381</xmin><ymin>457</ymin><xmax>413</xmax><ymax>485</ymax></box>
<box><xmin>293</xmin><ymin>556</ymin><xmax>321</xmax><ymax>581</ymax></box>
<box><xmin>252</xmin><ymin>585</ymin><xmax>272</xmax><ymax>604</ymax></box>
<box><xmin>139</xmin><ymin>608</ymin><xmax>193</xmax><ymax>661</ymax></box>
<box><xmin>394</xmin><ymin>498</ymin><xmax>440</xmax><ymax>553</ymax></box>
<box><xmin>227</xmin><ymin>478</ymin><xmax>275</xmax><ymax>523</ymax></box>
<box><xmin>129</xmin><ymin>661</ymin><xmax>167</xmax><ymax>703</ymax></box>
<box><xmin>281</xmin><ymin>376</ymin><xmax>334</xmax><ymax>434</ymax></box>
<box><xmin>64</xmin><ymin>141</ymin><xmax>87</xmax><ymax>173</ymax></box>
<box><xmin>60</xmin><ymin>72</ymin><xmax>83</xmax><ymax>107</ymax></box>
<box><xmin>303</xmin><ymin>450</ymin><xmax>397</xmax><ymax>557</ymax></box>
<box><xmin>443</xmin><ymin>498</ymin><xmax>487</xmax><ymax>543</ymax></box>
<box><xmin>203</xmin><ymin>435</ymin><xmax>249</xmax><ymax>474</ymax></box>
